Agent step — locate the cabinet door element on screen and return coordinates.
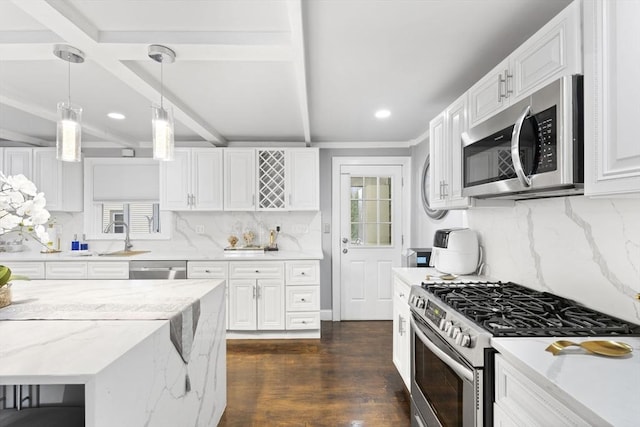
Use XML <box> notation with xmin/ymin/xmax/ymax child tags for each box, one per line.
<box><xmin>446</xmin><ymin>94</ymin><xmax>470</xmax><ymax>208</ymax></box>
<box><xmin>584</xmin><ymin>0</ymin><xmax>640</xmax><ymax>196</ymax></box>
<box><xmin>4</xmin><ymin>262</ymin><xmax>45</xmax><ymax>279</ymax></box>
<box><xmin>429</xmin><ymin>112</ymin><xmax>447</xmax><ymax>209</ymax></box>
<box><xmin>45</xmin><ymin>262</ymin><xmax>87</xmax><ymax>279</ymax></box>
<box><xmin>468</xmin><ymin>58</ymin><xmax>509</xmax><ymax>128</ymax></box>
<box><xmin>511</xmin><ymin>1</ymin><xmax>581</xmax><ymax>101</ymax></box>
<box><xmin>228</xmin><ymin>279</ymin><xmax>257</xmax><ymax>330</ymax></box>
<box><xmin>32</xmin><ymin>148</ymin><xmax>63</xmax><ymax>211</ymax></box>
<box><xmin>192</xmin><ymin>149</ymin><xmax>223</xmax><ymax>210</ymax></box>
<box><xmin>392</xmin><ymin>277</ymin><xmax>411</xmax><ymax>390</ymax></box>
<box><xmin>224</xmin><ymin>149</ymin><xmax>256</xmax><ymax>211</ymax></box>
<box><xmin>87</xmin><ymin>262</ymin><xmax>129</xmax><ymax>279</ymax></box>
<box><xmin>286</xmin><ymin>148</ymin><xmax>319</xmax><ymax>210</ymax></box>
<box><xmin>160</xmin><ymin>148</ymin><xmax>191</xmax><ymax>210</ymax></box>
<box><xmin>3</xmin><ymin>148</ymin><xmax>33</xmax><ymax>179</ymax></box>
<box><xmin>257</xmin><ymin>279</ymin><xmax>285</xmax><ymax>330</ymax></box>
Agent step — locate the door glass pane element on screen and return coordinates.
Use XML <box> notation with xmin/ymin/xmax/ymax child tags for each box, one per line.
<box><xmin>364</xmin><ymin>200</ymin><xmax>377</xmax><ymax>222</ymax></box>
<box><xmin>349</xmin><ymin>175</ymin><xmax>393</xmax><ymax>247</ymax></box>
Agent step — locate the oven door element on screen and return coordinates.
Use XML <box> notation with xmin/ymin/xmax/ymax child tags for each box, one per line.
<box><xmin>410</xmin><ymin>315</ymin><xmax>481</xmax><ymax>427</ymax></box>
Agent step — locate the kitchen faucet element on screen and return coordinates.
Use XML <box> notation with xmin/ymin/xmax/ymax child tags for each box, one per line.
<box><xmin>104</xmin><ymin>220</ymin><xmax>133</xmax><ymax>252</ymax></box>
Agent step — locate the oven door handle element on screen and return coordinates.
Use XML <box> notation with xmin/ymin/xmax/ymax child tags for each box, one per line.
<box><xmin>511</xmin><ymin>105</ymin><xmax>533</xmax><ymax>187</ymax></box>
<box><xmin>411</xmin><ymin>318</ymin><xmax>474</xmax><ymax>383</ymax></box>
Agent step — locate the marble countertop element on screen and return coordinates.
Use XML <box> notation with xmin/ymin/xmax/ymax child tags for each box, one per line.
<box><xmin>492</xmin><ymin>336</ymin><xmax>640</xmax><ymax>427</ymax></box>
<box><xmin>392</xmin><ymin>267</ymin><xmax>490</xmax><ymax>285</ymax></box>
<box><xmin>0</xmin><ymin>278</ymin><xmax>225</xmax><ymax>383</ymax></box>
<box><xmin>0</xmin><ymin>249</ymin><xmax>324</xmax><ymax>262</ymax></box>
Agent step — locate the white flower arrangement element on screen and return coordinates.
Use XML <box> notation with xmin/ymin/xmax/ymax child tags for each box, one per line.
<box><xmin>0</xmin><ymin>173</ymin><xmax>51</xmax><ymax>247</ymax></box>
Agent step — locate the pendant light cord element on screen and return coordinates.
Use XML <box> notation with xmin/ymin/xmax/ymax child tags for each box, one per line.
<box><xmin>160</xmin><ymin>60</ymin><xmax>164</xmax><ymax>109</ymax></box>
<box><xmin>67</xmin><ymin>57</ymin><xmax>71</xmax><ymax>106</ymax></box>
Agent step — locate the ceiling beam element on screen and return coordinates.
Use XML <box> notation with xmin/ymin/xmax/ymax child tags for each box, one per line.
<box><xmin>0</xmin><ymin>129</ymin><xmax>49</xmax><ymax>146</ymax></box>
<box><xmin>287</xmin><ymin>0</ymin><xmax>311</xmax><ymax>143</ymax></box>
<box><xmin>0</xmin><ymin>93</ymin><xmax>134</xmax><ymax>147</ymax></box>
<box><xmin>11</xmin><ymin>0</ymin><xmax>227</xmax><ymax>145</ymax></box>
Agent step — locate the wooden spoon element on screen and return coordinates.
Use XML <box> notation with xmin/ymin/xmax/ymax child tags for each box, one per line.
<box><xmin>545</xmin><ymin>340</ymin><xmax>633</xmax><ymax>357</ymax></box>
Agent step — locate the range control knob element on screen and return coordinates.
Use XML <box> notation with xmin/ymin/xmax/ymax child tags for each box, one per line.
<box><xmin>443</xmin><ymin>321</ymin><xmax>453</xmax><ymax>334</ymax></box>
<box><xmin>438</xmin><ymin>318</ymin><xmax>447</xmax><ymax>331</ymax></box>
<box><xmin>456</xmin><ymin>333</ymin><xmax>471</xmax><ymax>347</ymax></box>
<box><xmin>450</xmin><ymin>326</ymin><xmax>461</xmax><ymax>339</ymax></box>
<box><xmin>417</xmin><ymin>298</ymin><xmax>426</xmax><ymax>309</ymax></box>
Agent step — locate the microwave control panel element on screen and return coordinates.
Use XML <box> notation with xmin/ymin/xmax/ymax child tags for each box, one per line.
<box><xmin>534</xmin><ymin>106</ymin><xmax>557</xmax><ymax>173</ymax></box>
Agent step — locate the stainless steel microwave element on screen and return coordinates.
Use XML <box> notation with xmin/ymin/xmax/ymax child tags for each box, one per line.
<box><xmin>461</xmin><ymin>75</ymin><xmax>583</xmax><ymax>200</ymax></box>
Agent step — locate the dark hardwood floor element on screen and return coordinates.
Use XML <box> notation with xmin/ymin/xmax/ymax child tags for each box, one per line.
<box><xmin>218</xmin><ymin>321</ymin><xmax>410</xmax><ymax>427</ymax></box>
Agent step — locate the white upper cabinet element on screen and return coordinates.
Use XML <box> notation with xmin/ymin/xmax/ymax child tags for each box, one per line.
<box><xmin>3</xmin><ymin>147</ymin><xmax>33</xmax><ymax>177</ymax></box>
<box><xmin>33</xmin><ymin>148</ymin><xmax>83</xmax><ymax>212</ymax></box>
<box><xmin>3</xmin><ymin>147</ymin><xmax>82</xmax><ymax>212</ymax></box>
<box><xmin>224</xmin><ymin>148</ymin><xmax>257</xmax><ymax>211</ymax></box>
<box><xmin>286</xmin><ymin>148</ymin><xmax>319</xmax><ymax>210</ymax></box>
<box><xmin>429</xmin><ymin>93</ymin><xmax>470</xmax><ymax>209</ymax></box>
<box><xmin>225</xmin><ymin>147</ymin><xmax>319</xmax><ymax>211</ymax></box>
<box><xmin>160</xmin><ymin>148</ymin><xmax>223</xmax><ymax>211</ymax></box>
<box><xmin>468</xmin><ymin>1</ymin><xmax>581</xmax><ymax>128</ymax></box>
<box><xmin>584</xmin><ymin>0</ymin><xmax>640</xmax><ymax>196</ymax></box>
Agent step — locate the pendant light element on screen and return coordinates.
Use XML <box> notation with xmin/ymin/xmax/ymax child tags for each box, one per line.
<box><xmin>148</xmin><ymin>45</ymin><xmax>175</xmax><ymax>161</ymax></box>
<box><xmin>53</xmin><ymin>44</ymin><xmax>84</xmax><ymax>162</ymax></box>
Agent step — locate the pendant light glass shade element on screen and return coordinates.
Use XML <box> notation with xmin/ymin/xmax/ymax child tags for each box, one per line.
<box><xmin>56</xmin><ymin>102</ymin><xmax>82</xmax><ymax>162</ymax></box>
<box><xmin>152</xmin><ymin>105</ymin><xmax>174</xmax><ymax>161</ymax></box>
<box><xmin>53</xmin><ymin>44</ymin><xmax>85</xmax><ymax>163</ymax></box>
<box><xmin>148</xmin><ymin>44</ymin><xmax>176</xmax><ymax>161</ymax></box>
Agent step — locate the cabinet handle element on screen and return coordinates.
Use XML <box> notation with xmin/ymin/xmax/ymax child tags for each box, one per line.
<box><xmin>253</xmin><ymin>285</ymin><xmax>256</xmax><ymax>299</ymax></box>
<box><xmin>300</xmin><ymin>298</ymin><xmax>307</xmax><ymax>302</ymax></box>
<box><xmin>257</xmin><ymin>284</ymin><xmax>261</xmax><ymax>299</ymax></box>
<box><xmin>255</xmin><ymin>270</ymin><xmax>259</xmax><ymax>273</ymax></box>
<box><xmin>399</xmin><ymin>314</ymin><xmax>406</xmax><ymax>335</ymax></box>
<box><xmin>289</xmin><ymin>194</ymin><xmax>292</xmax><ymax>205</ymax></box>
<box><xmin>301</xmin><ymin>320</ymin><xmax>307</xmax><ymax>324</ymax></box>
<box><xmin>498</xmin><ymin>73</ymin><xmax>505</xmax><ymax>102</ymax></box>
<box><xmin>301</xmin><ymin>272</ymin><xmax>305</xmax><ymax>276</ymax></box>
<box><xmin>505</xmin><ymin>69</ymin><xmax>513</xmax><ymax>98</ymax></box>
<box><xmin>252</xmin><ymin>194</ymin><xmax>255</xmax><ymax>207</ymax></box>
<box><xmin>399</xmin><ymin>292</ymin><xmax>405</xmax><ymax>298</ymax></box>
<box><xmin>205</xmin><ymin>269</ymin><xmax>211</xmax><ymax>273</ymax></box>
<box><xmin>442</xmin><ymin>181</ymin><xmax>448</xmax><ymax>197</ymax></box>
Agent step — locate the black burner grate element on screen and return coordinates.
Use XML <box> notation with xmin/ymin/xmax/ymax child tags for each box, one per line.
<box><xmin>422</xmin><ymin>281</ymin><xmax>640</xmax><ymax>337</ymax></box>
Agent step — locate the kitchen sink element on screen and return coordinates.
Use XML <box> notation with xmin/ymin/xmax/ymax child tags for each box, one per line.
<box><xmin>98</xmin><ymin>250</ymin><xmax>151</xmax><ymax>257</ymax></box>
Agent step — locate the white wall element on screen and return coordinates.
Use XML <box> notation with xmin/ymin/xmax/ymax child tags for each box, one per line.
<box><xmin>467</xmin><ymin>196</ymin><xmax>640</xmax><ymax>324</ymax></box>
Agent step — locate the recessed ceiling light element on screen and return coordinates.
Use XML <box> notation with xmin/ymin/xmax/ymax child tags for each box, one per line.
<box><xmin>108</xmin><ymin>112</ymin><xmax>126</xmax><ymax>120</ymax></box>
<box><xmin>375</xmin><ymin>109</ymin><xmax>391</xmax><ymax>119</ymax></box>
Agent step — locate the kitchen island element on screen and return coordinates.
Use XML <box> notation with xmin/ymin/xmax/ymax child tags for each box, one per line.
<box><xmin>0</xmin><ymin>278</ymin><xmax>226</xmax><ymax>427</ymax></box>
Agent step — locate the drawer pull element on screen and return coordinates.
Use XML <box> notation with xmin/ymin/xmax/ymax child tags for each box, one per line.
<box><xmin>301</xmin><ymin>272</ymin><xmax>306</xmax><ymax>275</ymax></box>
<box><xmin>300</xmin><ymin>298</ymin><xmax>306</xmax><ymax>302</ymax></box>
<box><xmin>255</xmin><ymin>270</ymin><xmax>259</xmax><ymax>273</ymax></box>
<box><xmin>205</xmin><ymin>269</ymin><xmax>211</xmax><ymax>273</ymax></box>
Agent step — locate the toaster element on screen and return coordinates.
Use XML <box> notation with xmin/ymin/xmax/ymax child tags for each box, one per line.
<box><xmin>430</xmin><ymin>228</ymin><xmax>480</xmax><ymax>275</ymax></box>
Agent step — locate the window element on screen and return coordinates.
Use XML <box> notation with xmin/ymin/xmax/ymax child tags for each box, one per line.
<box><xmin>349</xmin><ymin>176</ymin><xmax>392</xmax><ymax>246</ymax></box>
<box><xmin>84</xmin><ymin>158</ymin><xmax>171</xmax><ymax>240</ymax></box>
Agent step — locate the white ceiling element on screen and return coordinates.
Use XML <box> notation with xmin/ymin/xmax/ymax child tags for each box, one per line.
<box><xmin>0</xmin><ymin>0</ymin><xmax>573</xmax><ymax>149</ymax></box>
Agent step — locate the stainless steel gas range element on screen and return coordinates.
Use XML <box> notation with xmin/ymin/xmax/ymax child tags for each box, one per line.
<box><xmin>408</xmin><ymin>280</ymin><xmax>640</xmax><ymax>427</ymax></box>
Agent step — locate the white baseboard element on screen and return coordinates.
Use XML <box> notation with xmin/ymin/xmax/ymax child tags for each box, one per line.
<box><xmin>320</xmin><ymin>309</ymin><xmax>333</xmax><ymax>321</ymax></box>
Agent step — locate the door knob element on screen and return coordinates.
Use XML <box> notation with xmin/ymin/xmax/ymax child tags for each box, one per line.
<box><xmin>343</xmin><ymin>248</ymin><xmax>348</xmax><ymax>254</ymax></box>
<box><xmin>342</xmin><ymin>237</ymin><xmax>348</xmax><ymax>244</ymax></box>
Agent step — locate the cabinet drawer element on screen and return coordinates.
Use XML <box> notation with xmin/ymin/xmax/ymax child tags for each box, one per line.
<box><xmin>286</xmin><ymin>312</ymin><xmax>320</xmax><ymax>330</ymax></box>
<box><xmin>229</xmin><ymin>261</ymin><xmax>283</xmax><ymax>279</ymax></box>
<box><xmin>87</xmin><ymin>262</ymin><xmax>129</xmax><ymax>279</ymax></box>
<box><xmin>286</xmin><ymin>285</ymin><xmax>320</xmax><ymax>312</ymax></box>
<box><xmin>4</xmin><ymin>262</ymin><xmax>45</xmax><ymax>280</ymax></box>
<box><xmin>393</xmin><ymin>277</ymin><xmax>411</xmax><ymax>305</ymax></box>
<box><xmin>285</xmin><ymin>260</ymin><xmax>319</xmax><ymax>285</ymax></box>
<box><xmin>45</xmin><ymin>262</ymin><xmax>87</xmax><ymax>279</ymax></box>
<box><xmin>188</xmin><ymin>261</ymin><xmax>228</xmax><ymax>278</ymax></box>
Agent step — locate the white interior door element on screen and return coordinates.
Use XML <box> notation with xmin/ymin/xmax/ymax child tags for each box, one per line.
<box><xmin>339</xmin><ymin>164</ymin><xmax>403</xmax><ymax>320</ymax></box>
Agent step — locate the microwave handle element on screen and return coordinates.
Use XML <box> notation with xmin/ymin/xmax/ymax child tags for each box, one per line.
<box><xmin>511</xmin><ymin>105</ymin><xmax>533</xmax><ymax>187</ymax></box>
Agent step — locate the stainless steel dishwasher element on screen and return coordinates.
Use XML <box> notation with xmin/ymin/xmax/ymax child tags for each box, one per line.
<box><xmin>129</xmin><ymin>260</ymin><xmax>187</xmax><ymax>280</ymax></box>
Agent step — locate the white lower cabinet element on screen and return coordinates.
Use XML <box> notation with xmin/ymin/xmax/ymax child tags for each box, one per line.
<box><xmin>87</xmin><ymin>262</ymin><xmax>129</xmax><ymax>279</ymax></box>
<box><xmin>45</xmin><ymin>262</ymin><xmax>88</xmax><ymax>279</ymax></box>
<box><xmin>494</xmin><ymin>355</ymin><xmax>590</xmax><ymax>426</ymax></box>
<box><xmin>392</xmin><ymin>274</ymin><xmax>411</xmax><ymax>390</ymax></box>
<box><xmin>228</xmin><ymin>261</ymin><xmax>285</xmax><ymax>331</ymax></box>
<box><xmin>3</xmin><ymin>262</ymin><xmax>46</xmax><ymax>279</ymax></box>
<box><xmin>285</xmin><ymin>260</ymin><xmax>320</xmax><ymax>331</ymax></box>
<box><xmin>187</xmin><ymin>261</ymin><xmax>229</xmax><ymax>327</ymax></box>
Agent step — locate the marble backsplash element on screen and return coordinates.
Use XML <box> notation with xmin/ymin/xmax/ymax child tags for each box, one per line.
<box><xmin>467</xmin><ymin>196</ymin><xmax>640</xmax><ymax>324</ymax></box>
<box><xmin>13</xmin><ymin>211</ymin><xmax>322</xmax><ymax>255</ymax></box>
